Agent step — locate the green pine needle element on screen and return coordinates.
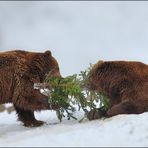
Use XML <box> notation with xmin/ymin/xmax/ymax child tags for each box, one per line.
<box><xmin>44</xmin><ymin>64</ymin><xmax>110</xmax><ymax>122</ymax></box>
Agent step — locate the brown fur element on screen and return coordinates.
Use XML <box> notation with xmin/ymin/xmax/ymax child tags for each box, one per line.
<box><xmin>0</xmin><ymin>50</ymin><xmax>61</xmax><ymax>127</ymax></box>
<box><xmin>87</xmin><ymin>60</ymin><xmax>148</xmax><ymax>120</ymax></box>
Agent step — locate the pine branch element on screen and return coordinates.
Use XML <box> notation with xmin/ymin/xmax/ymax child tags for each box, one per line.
<box><xmin>38</xmin><ymin>64</ymin><xmax>110</xmax><ymax>122</ymax></box>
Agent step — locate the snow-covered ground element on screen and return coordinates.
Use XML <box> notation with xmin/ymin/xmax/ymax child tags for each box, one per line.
<box><xmin>1</xmin><ymin>109</ymin><xmax>148</xmax><ymax>147</ymax></box>
<box><xmin>1</xmin><ymin>1</ymin><xmax>148</xmax><ymax>147</ymax></box>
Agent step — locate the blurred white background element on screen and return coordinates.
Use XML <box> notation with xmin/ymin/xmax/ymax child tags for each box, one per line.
<box><xmin>0</xmin><ymin>1</ymin><xmax>148</xmax><ymax>76</ymax></box>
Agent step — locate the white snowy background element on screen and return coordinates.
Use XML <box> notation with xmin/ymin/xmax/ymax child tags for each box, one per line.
<box><xmin>0</xmin><ymin>1</ymin><xmax>148</xmax><ymax>147</ymax></box>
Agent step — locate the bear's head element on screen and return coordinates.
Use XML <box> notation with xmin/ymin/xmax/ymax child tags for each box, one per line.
<box><xmin>43</xmin><ymin>50</ymin><xmax>61</xmax><ymax>78</ymax></box>
<box><xmin>87</xmin><ymin>60</ymin><xmax>104</xmax><ymax>91</ymax></box>
<box><xmin>29</xmin><ymin>50</ymin><xmax>61</xmax><ymax>83</ymax></box>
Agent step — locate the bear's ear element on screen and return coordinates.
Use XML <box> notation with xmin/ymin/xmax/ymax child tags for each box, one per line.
<box><xmin>44</xmin><ymin>50</ymin><xmax>52</xmax><ymax>57</ymax></box>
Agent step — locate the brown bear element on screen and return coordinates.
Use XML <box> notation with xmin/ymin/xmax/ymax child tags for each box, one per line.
<box><xmin>0</xmin><ymin>50</ymin><xmax>61</xmax><ymax>127</ymax></box>
<box><xmin>87</xmin><ymin>60</ymin><xmax>148</xmax><ymax>120</ymax></box>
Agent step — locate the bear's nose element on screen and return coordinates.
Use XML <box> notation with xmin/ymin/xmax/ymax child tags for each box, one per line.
<box><xmin>51</xmin><ymin>69</ymin><xmax>61</xmax><ymax>77</ymax></box>
<box><xmin>54</xmin><ymin>71</ymin><xmax>61</xmax><ymax>77</ymax></box>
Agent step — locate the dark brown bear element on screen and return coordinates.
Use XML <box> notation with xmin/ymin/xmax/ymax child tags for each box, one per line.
<box><xmin>0</xmin><ymin>50</ymin><xmax>61</xmax><ymax>127</ymax></box>
<box><xmin>87</xmin><ymin>60</ymin><xmax>148</xmax><ymax>120</ymax></box>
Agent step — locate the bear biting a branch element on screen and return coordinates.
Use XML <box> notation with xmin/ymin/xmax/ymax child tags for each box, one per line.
<box><xmin>0</xmin><ymin>50</ymin><xmax>61</xmax><ymax>127</ymax></box>
<box><xmin>87</xmin><ymin>60</ymin><xmax>148</xmax><ymax>120</ymax></box>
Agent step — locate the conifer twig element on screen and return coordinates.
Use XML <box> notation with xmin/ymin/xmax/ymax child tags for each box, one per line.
<box><xmin>36</xmin><ymin>64</ymin><xmax>110</xmax><ymax>122</ymax></box>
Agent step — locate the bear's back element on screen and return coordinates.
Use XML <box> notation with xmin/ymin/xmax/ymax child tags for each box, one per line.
<box><xmin>93</xmin><ymin>61</ymin><xmax>148</xmax><ymax>77</ymax></box>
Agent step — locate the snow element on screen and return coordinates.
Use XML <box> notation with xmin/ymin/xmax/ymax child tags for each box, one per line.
<box><xmin>1</xmin><ymin>1</ymin><xmax>148</xmax><ymax>147</ymax></box>
<box><xmin>1</xmin><ymin>110</ymin><xmax>148</xmax><ymax>147</ymax></box>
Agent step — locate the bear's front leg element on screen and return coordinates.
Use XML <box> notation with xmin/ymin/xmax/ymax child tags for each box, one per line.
<box><xmin>14</xmin><ymin>106</ymin><xmax>44</xmax><ymax>127</ymax></box>
<box><xmin>107</xmin><ymin>100</ymin><xmax>136</xmax><ymax>117</ymax></box>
